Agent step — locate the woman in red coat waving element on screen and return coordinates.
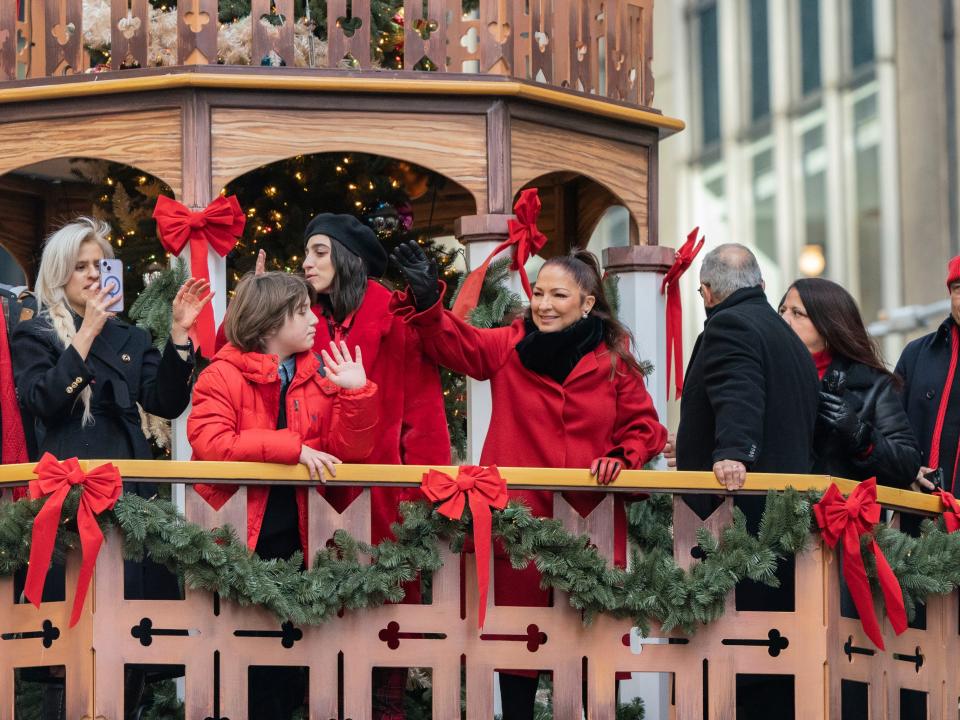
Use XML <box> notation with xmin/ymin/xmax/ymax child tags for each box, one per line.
<box><xmin>392</xmin><ymin>242</ymin><xmax>667</xmax><ymax>717</ymax></box>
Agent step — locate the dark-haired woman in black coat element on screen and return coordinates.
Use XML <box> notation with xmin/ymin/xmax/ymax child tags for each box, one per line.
<box><xmin>779</xmin><ymin>278</ymin><xmax>921</xmax><ymax>487</ymax></box>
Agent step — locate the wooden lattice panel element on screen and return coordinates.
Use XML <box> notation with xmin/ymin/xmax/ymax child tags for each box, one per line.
<box><xmin>110</xmin><ymin>0</ymin><xmax>149</xmax><ymax>71</ymax></box>
<box><xmin>446</xmin><ymin>0</ymin><xmax>482</xmax><ymax>74</ymax></box>
<box><xmin>327</xmin><ymin>0</ymin><xmax>372</xmax><ymax>69</ymax></box>
<box><xmin>479</xmin><ymin>0</ymin><xmax>514</xmax><ymax>76</ymax></box>
<box><xmin>178</xmin><ymin>0</ymin><xmax>218</xmax><ymax>65</ymax></box>
<box><xmin>0</xmin><ymin>0</ymin><xmax>15</xmax><ymax>81</ymax></box>
<box><xmin>529</xmin><ymin>0</ymin><xmax>556</xmax><ymax>85</ymax></box>
<box><xmin>250</xmin><ymin>0</ymin><xmax>296</xmax><ymax>68</ymax></box>
<box><xmin>402</xmin><ymin>0</ymin><xmax>447</xmax><ymax>72</ymax></box>
<box><xmin>43</xmin><ymin>0</ymin><xmax>82</xmax><ymax>76</ymax></box>
<box><xmin>8</xmin><ymin>482</ymin><xmax>954</xmax><ymax>718</ymax></box>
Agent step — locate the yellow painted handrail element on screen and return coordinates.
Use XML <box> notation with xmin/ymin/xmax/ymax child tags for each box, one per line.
<box><xmin>0</xmin><ymin>459</ymin><xmax>940</xmax><ymax>513</ymax></box>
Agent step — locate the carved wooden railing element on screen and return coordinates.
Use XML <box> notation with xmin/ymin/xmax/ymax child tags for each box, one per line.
<box><xmin>0</xmin><ymin>0</ymin><xmax>655</xmax><ymax>106</ymax></box>
<box><xmin>0</xmin><ymin>462</ymin><xmax>950</xmax><ymax>719</ymax></box>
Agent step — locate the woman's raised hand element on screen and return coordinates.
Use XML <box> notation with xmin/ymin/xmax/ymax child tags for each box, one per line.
<box><xmin>390</xmin><ymin>240</ymin><xmax>440</xmax><ymax>310</ymax></box>
<box><xmin>321</xmin><ymin>341</ymin><xmax>367</xmax><ymax>390</ymax></box>
<box><xmin>71</xmin><ymin>286</ymin><xmax>117</xmax><ymax>360</ymax></box>
<box><xmin>170</xmin><ymin>278</ymin><xmax>214</xmax><ymax>345</ymax></box>
<box><xmin>255</xmin><ymin>249</ymin><xmax>266</xmax><ymax>275</ymax></box>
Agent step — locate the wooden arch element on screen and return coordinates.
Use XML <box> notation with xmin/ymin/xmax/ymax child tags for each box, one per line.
<box><xmin>515</xmin><ymin>171</ymin><xmax>638</xmax><ymax>259</ymax></box>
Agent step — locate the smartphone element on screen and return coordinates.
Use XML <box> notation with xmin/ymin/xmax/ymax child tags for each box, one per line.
<box><xmin>98</xmin><ymin>259</ymin><xmax>124</xmax><ymax>313</ymax></box>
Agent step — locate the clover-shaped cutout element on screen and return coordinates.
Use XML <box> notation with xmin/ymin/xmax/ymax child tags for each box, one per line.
<box><xmin>487</xmin><ymin>20</ymin><xmax>511</xmax><ymax>44</ymax></box>
<box><xmin>117</xmin><ymin>14</ymin><xmax>142</xmax><ymax>40</ymax></box>
<box><xmin>337</xmin><ymin>15</ymin><xmax>363</xmax><ymax>37</ymax></box>
<box><xmin>534</xmin><ymin>30</ymin><xmax>549</xmax><ymax>52</ymax></box>
<box><xmin>414</xmin><ymin>17</ymin><xmax>439</xmax><ymax>40</ymax></box>
<box><xmin>460</xmin><ymin>26</ymin><xmax>480</xmax><ymax>53</ymax></box>
<box><xmin>51</xmin><ymin>22</ymin><xmax>76</xmax><ymax>46</ymax></box>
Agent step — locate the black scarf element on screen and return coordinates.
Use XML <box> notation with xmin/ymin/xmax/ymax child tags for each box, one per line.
<box><xmin>515</xmin><ymin>315</ymin><xmax>604</xmax><ymax>384</ymax></box>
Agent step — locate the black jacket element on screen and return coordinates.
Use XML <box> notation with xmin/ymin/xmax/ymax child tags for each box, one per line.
<box><xmin>895</xmin><ymin>317</ymin><xmax>960</xmax><ymax>488</ymax></box>
<box><xmin>814</xmin><ymin>357</ymin><xmax>920</xmax><ymax>488</ymax></box>
<box><xmin>676</xmin><ymin>286</ymin><xmax>819</xmax><ymax>473</ymax></box>
<box><xmin>11</xmin><ymin>313</ymin><xmax>195</xmax><ymax>461</ymax></box>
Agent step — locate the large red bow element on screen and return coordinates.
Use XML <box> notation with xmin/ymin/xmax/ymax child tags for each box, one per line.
<box><xmin>935</xmin><ymin>489</ymin><xmax>960</xmax><ymax>533</ymax></box>
<box><xmin>421</xmin><ymin>465</ymin><xmax>508</xmax><ymax>627</ymax></box>
<box><xmin>813</xmin><ymin>478</ymin><xmax>906</xmax><ymax>649</ymax></box>
<box><xmin>661</xmin><ymin>228</ymin><xmax>705</xmax><ymax>400</ymax></box>
<box><xmin>451</xmin><ymin>189</ymin><xmax>547</xmax><ymax>320</ymax></box>
<box><xmin>152</xmin><ymin>195</ymin><xmax>246</xmax><ymax>357</ymax></box>
<box><xmin>24</xmin><ymin>454</ymin><xmax>122</xmax><ymax>627</ymax></box>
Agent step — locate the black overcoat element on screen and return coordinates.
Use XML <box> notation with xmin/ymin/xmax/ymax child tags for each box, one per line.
<box><xmin>813</xmin><ymin>356</ymin><xmax>921</xmax><ymax>488</ymax></box>
<box><xmin>676</xmin><ymin>286</ymin><xmax>819</xmax><ymax>473</ymax></box>
<box><xmin>895</xmin><ymin>317</ymin><xmax>960</xmax><ymax>489</ymax></box>
<box><xmin>11</xmin><ymin>313</ymin><xmax>194</xmax><ymax>461</ymax></box>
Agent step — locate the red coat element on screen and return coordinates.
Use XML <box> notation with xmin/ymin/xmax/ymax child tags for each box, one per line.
<box><xmin>311</xmin><ymin>280</ymin><xmax>450</xmax><ymax>546</ymax></box>
<box><xmin>188</xmin><ymin>344</ymin><xmax>378</xmax><ymax>553</ymax></box>
<box><xmin>214</xmin><ymin>280</ymin><xmax>450</xmax><ymax>541</ymax></box>
<box><xmin>393</xmin><ymin>295</ymin><xmax>667</xmax><ymax>605</ymax></box>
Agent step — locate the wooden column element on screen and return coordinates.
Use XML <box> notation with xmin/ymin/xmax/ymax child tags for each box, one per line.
<box><xmin>170</xmin><ymin>93</ymin><xmax>213</xmax><ymax>466</ymax></box>
<box><xmin>454</xmin><ymin>213</ymin><xmax>513</xmax><ymax>463</ymax></box>
<box><xmin>603</xmin><ymin>244</ymin><xmax>674</xmax><ymax>423</ymax></box>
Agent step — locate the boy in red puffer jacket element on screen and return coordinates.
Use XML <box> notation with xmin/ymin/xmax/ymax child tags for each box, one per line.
<box><xmin>188</xmin><ymin>271</ymin><xmax>378</xmax><ymax>563</ymax></box>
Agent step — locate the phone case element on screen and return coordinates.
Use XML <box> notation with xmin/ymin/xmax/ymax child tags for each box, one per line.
<box><xmin>99</xmin><ymin>259</ymin><xmax>124</xmax><ymax>312</ymax></box>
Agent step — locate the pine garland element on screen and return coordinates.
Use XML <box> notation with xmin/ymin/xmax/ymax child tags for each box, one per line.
<box><xmin>128</xmin><ymin>259</ymin><xmax>189</xmax><ymax>349</ymax></box>
<box><xmin>2</xmin><ymin>485</ymin><xmax>957</xmax><ymax>636</ymax></box>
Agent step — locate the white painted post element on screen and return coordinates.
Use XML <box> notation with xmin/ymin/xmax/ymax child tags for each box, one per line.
<box><xmin>603</xmin><ymin>245</ymin><xmax>675</xmax><ymax>467</ymax></box>
<box><xmin>454</xmin><ymin>214</ymin><xmax>514</xmax><ymax>464</ymax></box>
<box><xmin>168</xmin><ymin>230</ymin><xmax>228</xmax><ymax>509</ymax></box>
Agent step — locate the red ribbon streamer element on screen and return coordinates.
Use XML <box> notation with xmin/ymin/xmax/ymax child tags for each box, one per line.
<box><xmin>421</xmin><ymin>465</ymin><xmax>508</xmax><ymax>628</ymax></box>
<box><xmin>451</xmin><ymin>188</ymin><xmax>547</xmax><ymax>320</ymax></box>
<box><xmin>813</xmin><ymin>478</ymin><xmax>907</xmax><ymax>649</ymax></box>
<box><xmin>660</xmin><ymin>227</ymin><xmax>705</xmax><ymax>400</ymax></box>
<box><xmin>152</xmin><ymin>195</ymin><xmax>246</xmax><ymax>357</ymax></box>
<box><xmin>24</xmin><ymin>454</ymin><xmax>122</xmax><ymax>627</ymax></box>
<box><xmin>935</xmin><ymin>489</ymin><xmax>960</xmax><ymax>533</ymax></box>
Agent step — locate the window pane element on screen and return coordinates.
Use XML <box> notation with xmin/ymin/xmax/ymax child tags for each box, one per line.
<box><xmin>854</xmin><ymin>92</ymin><xmax>882</xmax><ymax>321</ymax></box>
<box><xmin>800</xmin><ymin>0</ymin><xmax>822</xmax><ymax>94</ymax></box>
<box><xmin>851</xmin><ymin>0</ymin><xmax>875</xmax><ymax>69</ymax></box>
<box><xmin>801</xmin><ymin>124</ymin><xmax>828</xmax><ymax>276</ymax></box>
<box><xmin>752</xmin><ymin>147</ymin><xmax>777</xmax><ymax>262</ymax></box>
<box><xmin>749</xmin><ymin>0</ymin><xmax>771</xmax><ymax>120</ymax></box>
<box><xmin>699</xmin><ymin>4</ymin><xmax>722</xmax><ymax>145</ymax></box>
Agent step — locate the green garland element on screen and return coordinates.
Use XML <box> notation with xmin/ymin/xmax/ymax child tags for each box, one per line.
<box><xmin>3</xmin><ymin>486</ymin><xmax>960</xmax><ymax>633</ymax></box>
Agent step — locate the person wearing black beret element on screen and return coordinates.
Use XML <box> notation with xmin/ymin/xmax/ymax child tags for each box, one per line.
<box><xmin>230</xmin><ymin>212</ymin><xmax>449</xmax><ymax>720</ymax></box>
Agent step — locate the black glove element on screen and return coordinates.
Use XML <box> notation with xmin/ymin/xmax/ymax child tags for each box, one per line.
<box><xmin>391</xmin><ymin>240</ymin><xmax>440</xmax><ymax>311</ymax></box>
<box><xmin>818</xmin><ymin>391</ymin><xmax>871</xmax><ymax>452</ymax></box>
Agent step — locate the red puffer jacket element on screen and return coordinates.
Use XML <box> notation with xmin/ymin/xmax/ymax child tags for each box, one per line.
<box><xmin>188</xmin><ymin>344</ymin><xmax>378</xmax><ymax>553</ymax></box>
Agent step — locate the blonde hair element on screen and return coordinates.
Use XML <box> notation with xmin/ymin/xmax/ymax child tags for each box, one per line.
<box><xmin>34</xmin><ymin>217</ymin><xmax>115</xmax><ymax>426</ymax></box>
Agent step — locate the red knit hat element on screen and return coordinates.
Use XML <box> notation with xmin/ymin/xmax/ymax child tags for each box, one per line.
<box><xmin>948</xmin><ymin>256</ymin><xmax>960</xmax><ymax>288</ymax></box>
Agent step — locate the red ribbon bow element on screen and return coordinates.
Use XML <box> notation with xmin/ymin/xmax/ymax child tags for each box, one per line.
<box><xmin>152</xmin><ymin>195</ymin><xmax>246</xmax><ymax>357</ymax></box>
<box><xmin>935</xmin><ymin>489</ymin><xmax>960</xmax><ymax>533</ymax></box>
<box><xmin>421</xmin><ymin>465</ymin><xmax>508</xmax><ymax>627</ymax></box>
<box><xmin>813</xmin><ymin>478</ymin><xmax>907</xmax><ymax>649</ymax></box>
<box><xmin>660</xmin><ymin>227</ymin><xmax>705</xmax><ymax>400</ymax></box>
<box><xmin>451</xmin><ymin>188</ymin><xmax>547</xmax><ymax>320</ymax></box>
<box><xmin>24</xmin><ymin>454</ymin><xmax>122</xmax><ymax>627</ymax></box>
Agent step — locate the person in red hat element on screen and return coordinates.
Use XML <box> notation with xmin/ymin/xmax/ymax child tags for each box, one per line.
<box><xmin>896</xmin><ymin>256</ymin><xmax>960</xmax><ymax>494</ymax></box>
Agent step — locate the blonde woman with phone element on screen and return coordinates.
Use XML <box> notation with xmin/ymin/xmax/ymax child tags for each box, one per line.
<box><xmin>10</xmin><ymin>216</ymin><xmax>213</xmax><ymax>720</ymax></box>
<box><xmin>12</xmin><ymin>216</ymin><xmax>210</xmax><ymax>465</ymax></box>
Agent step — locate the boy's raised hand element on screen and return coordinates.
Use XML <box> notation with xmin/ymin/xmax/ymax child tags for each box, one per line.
<box><xmin>321</xmin><ymin>341</ymin><xmax>366</xmax><ymax>390</ymax></box>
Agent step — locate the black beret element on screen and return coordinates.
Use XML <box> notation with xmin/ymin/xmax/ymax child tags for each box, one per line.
<box><xmin>303</xmin><ymin>213</ymin><xmax>388</xmax><ymax>278</ymax></box>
